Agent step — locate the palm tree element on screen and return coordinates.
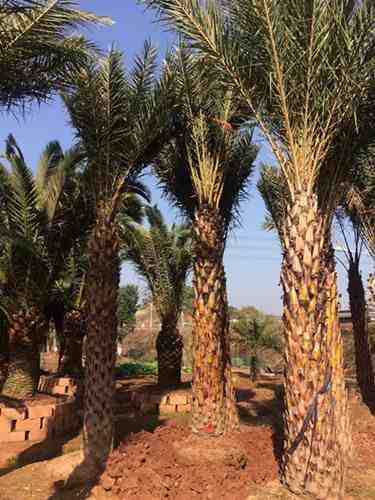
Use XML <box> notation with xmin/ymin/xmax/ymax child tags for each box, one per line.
<box><xmin>0</xmin><ymin>136</ymin><xmax>84</xmax><ymax>398</ymax></box>
<box><xmin>259</xmin><ymin>165</ymin><xmax>375</xmax><ymax>402</ymax></box>
<box><xmin>334</xmin><ymin>209</ymin><xmax>375</xmax><ymax>403</ymax></box>
<box><xmin>232</xmin><ymin>313</ymin><xmax>281</xmax><ymax>382</ymax></box>
<box><xmin>62</xmin><ymin>45</ymin><xmax>175</xmax><ymax>472</ymax></box>
<box><xmin>122</xmin><ymin>205</ymin><xmax>192</xmax><ymax>387</ymax></box>
<box><xmin>342</xmin><ymin>144</ymin><xmax>375</xmax><ymax>400</ymax></box>
<box><xmin>53</xmin><ymin>250</ymin><xmax>87</xmax><ymax>377</ymax></box>
<box><xmin>0</xmin><ymin>0</ymin><xmax>110</xmax><ymax>110</ymax></box>
<box><xmin>145</xmin><ymin>2</ymin><xmax>375</xmax><ymax>495</ymax></box>
<box><xmin>57</xmin><ymin>187</ymin><xmax>148</xmax><ymax>376</ymax></box>
<box><xmin>152</xmin><ymin>49</ymin><xmax>257</xmax><ymax>434</ymax></box>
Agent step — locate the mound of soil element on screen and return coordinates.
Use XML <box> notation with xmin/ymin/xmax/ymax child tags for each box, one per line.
<box><xmin>100</xmin><ymin>421</ymin><xmax>281</xmax><ymax>500</ymax></box>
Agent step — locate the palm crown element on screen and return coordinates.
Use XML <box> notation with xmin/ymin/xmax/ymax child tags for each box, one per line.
<box><xmin>122</xmin><ymin>205</ymin><xmax>192</xmax><ymax>325</ymax></box>
<box><xmin>233</xmin><ymin>314</ymin><xmax>281</xmax><ymax>355</ymax></box>
<box><xmin>154</xmin><ymin>48</ymin><xmax>257</xmax><ymax>232</ymax></box>
<box><xmin>144</xmin><ymin>0</ymin><xmax>375</xmax><ymax>204</ymax></box>
<box><xmin>0</xmin><ymin>135</ymin><xmax>85</xmax><ymax>312</ymax></box>
<box><xmin>63</xmin><ymin>44</ymin><xmax>176</xmax><ymax>218</ymax></box>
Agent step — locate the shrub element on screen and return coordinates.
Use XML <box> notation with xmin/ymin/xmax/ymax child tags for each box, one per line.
<box><xmin>115</xmin><ymin>361</ymin><xmax>157</xmax><ymax>378</ymax></box>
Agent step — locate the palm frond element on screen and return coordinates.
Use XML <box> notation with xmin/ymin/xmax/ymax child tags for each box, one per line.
<box><xmin>129</xmin><ymin>39</ymin><xmax>158</xmax><ymax>100</ymax></box>
<box><xmin>4</xmin><ymin>134</ymin><xmax>41</xmax><ymax>240</ymax></box>
<box><xmin>144</xmin><ymin>0</ymin><xmax>375</xmax><ymax>209</ymax></box>
<box><xmin>257</xmin><ymin>164</ymin><xmax>290</xmax><ymax>242</ymax></box>
<box><xmin>63</xmin><ymin>45</ymin><xmax>176</xmax><ymax>215</ymax></box>
<box><xmin>0</xmin><ymin>0</ymin><xmax>112</xmax><ymax>109</ymax></box>
<box><xmin>153</xmin><ymin>47</ymin><xmax>257</xmax><ymax>230</ymax></box>
<box><xmin>0</xmin><ymin>136</ymin><xmax>92</xmax><ymax>313</ymax></box>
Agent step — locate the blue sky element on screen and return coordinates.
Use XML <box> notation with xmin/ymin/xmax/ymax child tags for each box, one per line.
<box><xmin>1</xmin><ymin>1</ymin><xmax>372</xmax><ymax>314</ymax></box>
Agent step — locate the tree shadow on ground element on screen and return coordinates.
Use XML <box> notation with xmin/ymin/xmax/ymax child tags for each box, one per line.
<box><xmin>46</xmin><ymin>413</ymin><xmax>168</xmax><ymax>500</ymax></box>
<box><xmin>237</xmin><ymin>377</ymin><xmax>285</xmax><ymax>467</ymax></box>
<box><xmin>346</xmin><ymin>379</ymin><xmax>375</xmax><ymax>417</ymax></box>
<box><xmin>45</xmin><ymin>375</ymin><xmax>190</xmax><ymax>499</ymax></box>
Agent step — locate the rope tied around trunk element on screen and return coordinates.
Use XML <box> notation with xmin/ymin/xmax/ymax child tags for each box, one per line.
<box><xmin>285</xmin><ymin>366</ymin><xmax>333</xmax><ymax>457</ymax></box>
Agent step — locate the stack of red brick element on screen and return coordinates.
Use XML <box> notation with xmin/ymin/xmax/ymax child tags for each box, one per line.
<box><xmin>131</xmin><ymin>390</ymin><xmax>192</xmax><ymax>415</ymax></box>
<box><xmin>38</xmin><ymin>376</ymin><xmax>82</xmax><ymax>398</ymax></box>
<box><xmin>159</xmin><ymin>391</ymin><xmax>191</xmax><ymax>414</ymax></box>
<box><xmin>0</xmin><ymin>400</ymin><xmax>80</xmax><ymax>443</ymax></box>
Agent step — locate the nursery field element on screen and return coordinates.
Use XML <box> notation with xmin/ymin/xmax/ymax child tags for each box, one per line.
<box><xmin>0</xmin><ymin>371</ymin><xmax>374</xmax><ymax>500</ymax></box>
<box><xmin>3</xmin><ymin>1</ymin><xmax>375</xmax><ymax>499</ymax></box>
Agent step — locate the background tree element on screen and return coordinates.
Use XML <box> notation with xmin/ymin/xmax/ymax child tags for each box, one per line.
<box><xmin>334</xmin><ymin>209</ymin><xmax>375</xmax><ymax>404</ymax></box>
<box><xmin>122</xmin><ymin>205</ymin><xmax>191</xmax><ymax>387</ymax></box>
<box><xmin>232</xmin><ymin>313</ymin><xmax>281</xmax><ymax>381</ymax></box>
<box><xmin>0</xmin><ymin>136</ymin><xmax>84</xmax><ymax>397</ymax></box>
<box><xmin>55</xmin><ymin>183</ymin><xmax>147</xmax><ymax>376</ymax></box>
<box><xmin>118</xmin><ymin>285</ymin><xmax>140</xmax><ymax>339</ymax></box>
<box><xmin>146</xmin><ymin>1</ymin><xmax>375</xmax><ymax>495</ymax></box>
<box><xmin>230</xmin><ymin>305</ymin><xmax>263</xmax><ymax>322</ymax></box>
<box><xmin>54</xmin><ymin>249</ymin><xmax>88</xmax><ymax>377</ymax></box>
<box><xmin>182</xmin><ymin>285</ymin><xmax>194</xmax><ymax>314</ymax></box>
<box><xmin>154</xmin><ymin>49</ymin><xmax>257</xmax><ymax>434</ymax></box>
<box><xmin>63</xmin><ymin>45</ymin><xmax>175</xmax><ymax>472</ymax></box>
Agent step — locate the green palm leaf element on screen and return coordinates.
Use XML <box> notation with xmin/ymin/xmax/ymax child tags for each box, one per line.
<box><xmin>0</xmin><ymin>0</ymin><xmax>112</xmax><ymax>109</ymax></box>
<box><xmin>122</xmin><ymin>205</ymin><xmax>192</xmax><ymax>323</ymax></box>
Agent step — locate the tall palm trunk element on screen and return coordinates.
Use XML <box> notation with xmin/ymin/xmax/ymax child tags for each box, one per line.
<box><xmin>348</xmin><ymin>260</ymin><xmax>374</xmax><ymax>402</ymax></box>
<box><xmin>191</xmin><ymin>206</ymin><xmax>238</xmax><ymax>435</ymax></box>
<box><xmin>0</xmin><ymin>325</ymin><xmax>9</xmax><ymax>393</ymax></box>
<box><xmin>2</xmin><ymin>309</ymin><xmax>39</xmax><ymax>399</ymax></box>
<box><xmin>280</xmin><ymin>192</ymin><xmax>350</xmax><ymax>499</ymax></box>
<box><xmin>156</xmin><ymin>319</ymin><xmax>183</xmax><ymax>387</ymax></box>
<box><xmin>83</xmin><ymin>202</ymin><xmax>119</xmax><ymax>473</ymax></box>
<box><xmin>59</xmin><ymin>309</ymin><xmax>86</xmax><ymax>376</ymax></box>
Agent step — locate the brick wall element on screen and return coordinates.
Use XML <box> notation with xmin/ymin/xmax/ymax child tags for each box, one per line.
<box><xmin>0</xmin><ymin>400</ymin><xmax>80</xmax><ymax>443</ymax></box>
<box><xmin>131</xmin><ymin>389</ymin><xmax>191</xmax><ymax>415</ymax></box>
<box><xmin>38</xmin><ymin>376</ymin><xmax>82</xmax><ymax>398</ymax></box>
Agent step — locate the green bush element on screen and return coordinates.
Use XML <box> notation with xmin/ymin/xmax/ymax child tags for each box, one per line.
<box><xmin>115</xmin><ymin>361</ymin><xmax>157</xmax><ymax>378</ymax></box>
<box><xmin>232</xmin><ymin>357</ymin><xmax>249</xmax><ymax>368</ymax></box>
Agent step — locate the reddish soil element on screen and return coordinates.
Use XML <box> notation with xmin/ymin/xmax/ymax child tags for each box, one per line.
<box><xmin>2</xmin><ymin>373</ymin><xmax>375</xmax><ymax>499</ymax></box>
<box><xmin>101</xmin><ymin>421</ymin><xmax>281</xmax><ymax>500</ymax></box>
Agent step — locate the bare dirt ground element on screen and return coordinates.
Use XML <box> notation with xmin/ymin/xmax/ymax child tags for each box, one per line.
<box><xmin>0</xmin><ymin>372</ymin><xmax>374</xmax><ymax>499</ymax></box>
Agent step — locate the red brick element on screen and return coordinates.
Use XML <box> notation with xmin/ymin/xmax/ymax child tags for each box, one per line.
<box><xmin>176</xmin><ymin>404</ymin><xmax>191</xmax><ymax>413</ymax></box>
<box><xmin>0</xmin><ymin>431</ymin><xmax>26</xmax><ymax>442</ymax></box>
<box><xmin>51</xmin><ymin>385</ymin><xmax>69</xmax><ymax>395</ymax></box>
<box><xmin>159</xmin><ymin>395</ymin><xmax>170</xmax><ymax>405</ymax></box>
<box><xmin>58</xmin><ymin>377</ymin><xmax>77</xmax><ymax>387</ymax></box>
<box><xmin>37</xmin><ymin>376</ymin><xmax>46</xmax><ymax>391</ymax></box>
<box><xmin>16</xmin><ymin>418</ymin><xmax>42</xmax><ymax>432</ymax></box>
<box><xmin>28</xmin><ymin>404</ymin><xmax>55</xmax><ymax>419</ymax></box>
<box><xmin>159</xmin><ymin>404</ymin><xmax>177</xmax><ymax>414</ymax></box>
<box><xmin>28</xmin><ymin>428</ymin><xmax>48</xmax><ymax>442</ymax></box>
<box><xmin>53</xmin><ymin>415</ymin><xmax>65</xmax><ymax>430</ymax></box>
<box><xmin>1</xmin><ymin>408</ymin><xmax>26</xmax><ymax>420</ymax></box>
<box><xmin>40</xmin><ymin>416</ymin><xmax>56</xmax><ymax>434</ymax></box>
<box><xmin>0</xmin><ymin>417</ymin><xmax>13</xmax><ymax>433</ymax></box>
<box><xmin>170</xmin><ymin>394</ymin><xmax>188</xmax><ymax>405</ymax></box>
<box><xmin>39</xmin><ymin>379</ymin><xmax>58</xmax><ymax>394</ymax></box>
